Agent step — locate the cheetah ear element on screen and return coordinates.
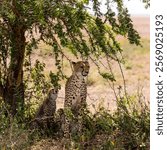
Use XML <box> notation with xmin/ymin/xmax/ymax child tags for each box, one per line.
<box><xmin>72</xmin><ymin>61</ymin><xmax>76</xmax><ymax>66</ymax></box>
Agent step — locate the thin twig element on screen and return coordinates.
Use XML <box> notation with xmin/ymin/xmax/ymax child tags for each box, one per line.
<box><xmin>114</xmin><ymin>54</ymin><xmax>128</xmax><ymax>99</ymax></box>
<box><xmin>106</xmin><ymin>54</ymin><xmax>118</xmax><ymax>101</ymax></box>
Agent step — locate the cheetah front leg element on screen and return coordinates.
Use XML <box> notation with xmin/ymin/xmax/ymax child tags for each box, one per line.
<box><xmin>63</xmin><ymin>106</ymin><xmax>73</xmax><ymax>139</ymax></box>
<box><xmin>80</xmin><ymin>81</ymin><xmax>87</xmax><ymax>109</ymax></box>
<box><xmin>62</xmin><ymin>110</ymin><xmax>73</xmax><ymax>149</ymax></box>
<box><xmin>63</xmin><ymin>115</ymin><xmax>70</xmax><ymax>138</ymax></box>
<box><xmin>77</xmin><ymin>81</ymin><xmax>87</xmax><ymax>134</ymax></box>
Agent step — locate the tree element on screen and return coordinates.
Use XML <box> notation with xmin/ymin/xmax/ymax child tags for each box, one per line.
<box><xmin>0</xmin><ymin>0</ymin><xmax>141</xmax><ymax>117</ymax></box>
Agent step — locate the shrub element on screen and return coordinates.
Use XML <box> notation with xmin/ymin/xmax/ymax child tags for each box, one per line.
<box><xmin>0</xmin><ymin>92</ymin><xmax>149</xmax><ymax>150</ymax></box>
<box><xmin>70</xmin><ymin>94</ymin><xmax>149</xmax><ymax>150</ymax></box>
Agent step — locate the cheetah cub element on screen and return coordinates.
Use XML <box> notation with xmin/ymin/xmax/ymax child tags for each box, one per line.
<box><xmin>31</xmin><ymin>88</ymin><xmax>58</xmax><ymax>129</ymax></box>
<box><xmin>63</xmin><ymin>61</ymin><xmax>90</xmax><ymax>138</ymax></box>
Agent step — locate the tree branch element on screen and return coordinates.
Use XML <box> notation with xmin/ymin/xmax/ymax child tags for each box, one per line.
<box><xmin>11</xmin><ymin>0</ymin><xmax>21</xmax><ymax>18</ymax></box>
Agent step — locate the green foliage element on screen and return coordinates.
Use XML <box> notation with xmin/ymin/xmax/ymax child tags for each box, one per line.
<box><xmin>49</xmin><ymin>71</ymin><xmax>61</xmax><ymax>89</ymax></box>
<box><xmin>100</xmin><ymin>72</ymin><xmax>116</xmax><ymax>82</ymax></box>
<box><xmin>113</xmin><ymin>95</ymin><xmax>150</xmax><ymax>149</ymax></box>
<box><xmin>0</xmin><ymin>0</ymin><xmax>141</xmax><ymax>70</ymax></box>
<box><xmin>70</xmin><ymin>94</ymin><xmax>150</xmax><ymax>150</ymax></box>
<box><xmin>0</xmin><ymin>0</ymin><xmax>142</xmax><ymax>117</ymax></box>
<box><xmin>24</xmin><ymin>59</ymin><xmax>52</xmax><ymax>119</ymax></box>
<box><xmin>0</xmin><ymin>91</ymin><xmax>150</xmax><ymax>149</ymax></box>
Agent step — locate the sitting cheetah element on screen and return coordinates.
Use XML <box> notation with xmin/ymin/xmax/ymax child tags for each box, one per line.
<box><xmin>31</xmin><ymin>88</ymin><xmax>58</xmax><ymax>129</ymax></box>
<box><xmin>63</xmin><ymin>61</ymin><xmax>90</xmax><ymax>138</ymax></box>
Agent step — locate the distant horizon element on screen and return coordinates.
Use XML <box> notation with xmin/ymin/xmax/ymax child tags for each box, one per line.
<box><xmin>130</xmin><ymin>14</ymin><xmax>150</xmax><ymax>17</ymax></box>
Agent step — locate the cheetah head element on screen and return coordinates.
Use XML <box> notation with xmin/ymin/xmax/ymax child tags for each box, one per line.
<box><xmin>48</xmin><ymin>88</ymin><xmax>58</xmax><ymax>100</ymax></box>
<box><xmin>72</xmin><ymin>61</ymin><xmax>90</xmax><ymax>77</ymax></box>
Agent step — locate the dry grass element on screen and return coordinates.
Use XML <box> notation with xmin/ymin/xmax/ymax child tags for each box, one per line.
<box><xmin>30</xmin><ymin>139</ymin><xmax>65</xmax><ymax>150</ymax></box>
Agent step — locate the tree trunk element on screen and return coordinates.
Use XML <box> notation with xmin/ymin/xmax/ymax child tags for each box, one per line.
<box><xmin>3</xmin><ymin>22</ymin><xmax>26</xmax><ymax>117</ymax></box>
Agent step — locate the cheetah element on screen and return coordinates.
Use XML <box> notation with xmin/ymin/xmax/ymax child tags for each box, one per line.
<box><xmin>63</xmin><ymin>61</ymin><xmax>90</xmax><ymax>138</ymax></box>
<box><xmin>31</xmin><ymin>88</ymin><xmax>58</xmax><ymax>130</ymax></box>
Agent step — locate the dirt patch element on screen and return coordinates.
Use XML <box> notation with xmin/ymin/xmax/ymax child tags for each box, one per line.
<box><xmin>30</xmin><ymin>139</ymin><xmax>65</xmax><ymax>150</ymax></box>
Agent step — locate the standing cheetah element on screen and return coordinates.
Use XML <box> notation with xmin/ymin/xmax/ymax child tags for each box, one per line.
<box><xmin>31</xmin><ymin>88</ymin><xmax>58</xmax><ymax>129</ymax></box>
<box><xmin>63</xmin><ymin>61</ymin><xmax>90</xmax><ymax>138</ymax></box>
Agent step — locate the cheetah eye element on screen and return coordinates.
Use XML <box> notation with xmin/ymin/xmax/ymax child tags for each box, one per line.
<box><xmin>80</xmin><ymin>65</ymin><xmax>84</xmax><ymax>68</ymax></box>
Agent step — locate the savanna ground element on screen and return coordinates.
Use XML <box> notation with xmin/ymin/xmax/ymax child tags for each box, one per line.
<box><xmin>0</xmin><ymin>16</ymin><xmax>150</xmax><ymax>150</ymax></box>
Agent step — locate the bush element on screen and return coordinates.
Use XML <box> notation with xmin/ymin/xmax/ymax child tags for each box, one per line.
<box><xmin>0</xmin><ymin>92</ymin><xmax>149</xmax><ymax>150</ymax></box>
<box><xmin>70</xmin><ymin>94</ymin><xmax>149</xmax><ymax>150</ymax></box>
